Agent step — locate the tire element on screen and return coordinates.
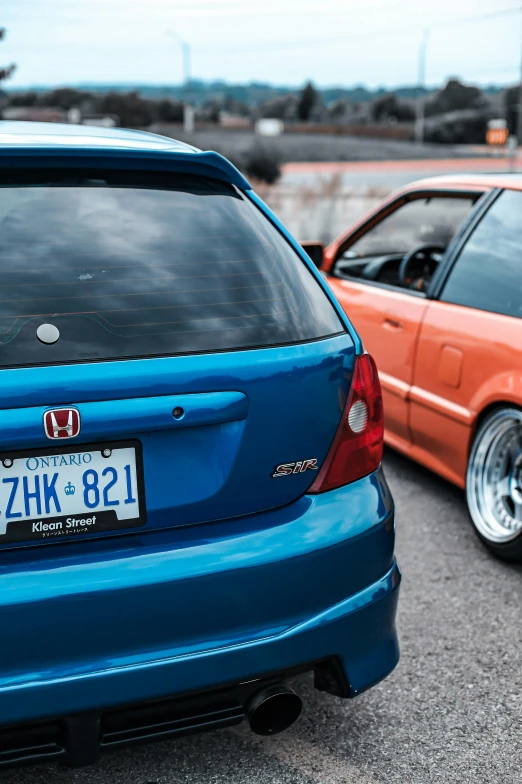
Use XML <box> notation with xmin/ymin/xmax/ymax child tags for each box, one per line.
<box><xmin>467</xmin><ymin>406</ymin><xmax>522</xmax><ymax>562</ymax></box>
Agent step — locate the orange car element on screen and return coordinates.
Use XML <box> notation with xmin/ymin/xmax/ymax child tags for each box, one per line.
<box><xmin>304</xmin><ymin>174</ymin><xmax>522</xmax><ymax>561</ymax></box>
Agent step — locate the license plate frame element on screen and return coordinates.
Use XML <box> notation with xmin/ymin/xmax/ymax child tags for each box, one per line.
<box><xmin>0</xmin><ymin>439</ymin><xmax>146</xmax><ymax>544</ymax></box>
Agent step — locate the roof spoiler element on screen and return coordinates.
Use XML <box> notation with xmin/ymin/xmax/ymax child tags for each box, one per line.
<box><xmin>0</xmin><ymin>147</ymin><xmax>252</xmax><ymax>190</ymax></box>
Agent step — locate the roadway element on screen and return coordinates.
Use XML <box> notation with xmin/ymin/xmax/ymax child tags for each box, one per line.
<box><xmin>8</xmin><ymin>448</ymin><xmax>522</xmax><ymax>784</ymax></box>
<box><xmin>281</xmin><ymin>153</ymin><xmax>522</xmax><ymax>187</ymax></box>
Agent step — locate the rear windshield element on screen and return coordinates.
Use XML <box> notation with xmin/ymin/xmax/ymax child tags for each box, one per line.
<box><xmin>0</xmin><ymin>170</ymin><xmax>342</xmax><ymax>368</ymax></box>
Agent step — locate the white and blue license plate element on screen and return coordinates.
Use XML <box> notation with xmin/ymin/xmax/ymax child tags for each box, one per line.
<box><xmin>0</xmin><ymin>441</ymin><xmax>145</xmax><ymax>543</ymax></box>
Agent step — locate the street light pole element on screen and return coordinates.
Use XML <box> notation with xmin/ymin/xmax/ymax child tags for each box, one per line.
<box><xmin>415</xmin><ymin>28</ymin><xmax>430</xmax><ymax>145</ymax></box>
<box><xmin>181</xmin><ymin>40</ymin><xmax>191</xmax><ymax>86</ymax></box>
<box><xmin>166</xmin><ymin>29</ymin><xmax>191</xmax><ymax>86</ymax></box>
<box><xmin>517</xmin><ymin>7</ymin><xmax>522</xmax><ymax>148</ymax></box>
<box><xmin>166</xmin><ymin>30</ymin><xmax>194</xmax><ymax>132</ymax></box>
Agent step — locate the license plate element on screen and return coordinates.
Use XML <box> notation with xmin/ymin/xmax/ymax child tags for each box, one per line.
<box><xmin>0</xmin><ymin>441</ymin><xmax>145</xmax><ymax>544</ymax></box>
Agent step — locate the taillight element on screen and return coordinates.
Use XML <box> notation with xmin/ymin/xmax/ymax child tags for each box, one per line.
<box><xmin>309</xmin><ymin>353</ymin><xmax>384</xmax><ymax>493</ymax></box>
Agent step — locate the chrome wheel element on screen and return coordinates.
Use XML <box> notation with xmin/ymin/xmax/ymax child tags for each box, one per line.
<box><xmin>467</xmin><ymin>408</ymin><xmax>522</xmax><ymax>545</ymax></box>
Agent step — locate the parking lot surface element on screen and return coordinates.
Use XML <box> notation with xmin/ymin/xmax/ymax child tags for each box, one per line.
<box><xmin>5</xmin><ymin>448</ymin><xmax>521</xmax><ymax>784</ymax></box>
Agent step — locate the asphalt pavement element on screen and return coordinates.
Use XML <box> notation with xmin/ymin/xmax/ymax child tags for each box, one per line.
<box><xmin>5</xmin><ymin>448</ymin><xmax>522</xmax><ymax>784</ymax></box>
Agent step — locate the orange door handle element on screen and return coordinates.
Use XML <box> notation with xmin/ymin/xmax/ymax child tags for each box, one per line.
<box><xmin>383</xmin><ymin>317</ymin><xmax>403</xmax><ymax>331</ymax></box>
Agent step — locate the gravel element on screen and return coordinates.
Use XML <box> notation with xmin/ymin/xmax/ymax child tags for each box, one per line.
<box><xmin>4</xmin><ymin>448</ymin><xmax>522</xmax><ymax>784</ymax></box>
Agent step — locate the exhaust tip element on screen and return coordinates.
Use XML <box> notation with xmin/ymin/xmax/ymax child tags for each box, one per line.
<box><xmin>247</xmin><ymin>684</ymin><xmax>302</xmax><ymax>736</ymax></box>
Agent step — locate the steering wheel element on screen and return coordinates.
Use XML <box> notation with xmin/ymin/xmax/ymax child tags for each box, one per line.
<box><xmin>398</xmin><ymin>244</ymin><xmax>446</xmax><ymax>289</ymax></box>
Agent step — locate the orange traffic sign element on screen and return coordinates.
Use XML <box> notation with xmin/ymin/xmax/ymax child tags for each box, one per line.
<box><xmin>486</xmin><ymin>127</ymin><xmax>509</xmax><ymax>146</ymax></box>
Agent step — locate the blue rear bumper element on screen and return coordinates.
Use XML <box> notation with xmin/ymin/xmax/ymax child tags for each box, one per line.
<box><xmin>0</xmin><ymin>467</ymin><xmax>399</xmax><ymax>729</ymax></box>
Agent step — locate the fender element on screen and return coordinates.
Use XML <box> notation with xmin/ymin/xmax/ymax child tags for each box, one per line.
<box><xmin>469</xmin><ymin>370</ymin><xmax>522</xmax><ymax>428</ymax></box>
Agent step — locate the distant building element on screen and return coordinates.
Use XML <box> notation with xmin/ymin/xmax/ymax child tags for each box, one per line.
<box><xmin>67</xmin><ymin>108</ymin><xmax>119</xmax><ymax>128</ymax></box>
<box><xmin>219</xmin><ymin>112</ymin><xmax>251</xmax><ymax>129</ymax></box>
<box><xmin>82</xmin><ymin>116</ymin><xmax>118</xmax><ymax>128</ymax></box>
<box><xmin>255</xmin><ymin>118</ymin><xmax>284</xmax><ymax>136</ymax></box>
<box><xmin>2</xmin><ymin>106</ymin><xmax>68</xmax><ymax>123</ymax></box>
<box><xmin>0</xmin><ymin>106</ymin><xmax>119</xmax><ymax>127</ymax></box>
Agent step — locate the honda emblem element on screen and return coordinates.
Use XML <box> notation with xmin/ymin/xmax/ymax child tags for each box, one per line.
<box><xmin>43</xmin><ymin>408</ymin><xmax>81</xmax><ymax>440</ymax></box>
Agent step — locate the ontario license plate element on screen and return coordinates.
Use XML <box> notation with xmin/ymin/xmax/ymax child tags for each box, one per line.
<box><xmin>0</xmin><ymin>441</ymin><xmax>145</xmax><ymax>544</ymax></box>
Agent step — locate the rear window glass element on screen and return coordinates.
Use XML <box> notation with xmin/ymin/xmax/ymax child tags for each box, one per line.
<box><xmin>0</xmin><ymin>170</ymin><xmax>342</xmax><ymax>369</ymax></box>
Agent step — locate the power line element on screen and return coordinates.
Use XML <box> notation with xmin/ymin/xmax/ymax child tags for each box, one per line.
<box><xmin>7</xmin><ymin>4</ymin><xmax>521</xmax><ymax>46</ymax></box>
<box><xmin>5</xmin><ymin>2</ymin><xmax>520</xmax><ymax>92</ymax></box>
<box><xmin>197</xmin><ymin>6</ymin><xmax>522</xmax><ymax>54</ymax></box>
<box><xmin>433</xmin><ymin>5</ymin><xmax>522</xmax><ymax>27</ymax></box>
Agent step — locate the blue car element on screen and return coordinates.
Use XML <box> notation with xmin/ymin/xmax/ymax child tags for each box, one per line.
<box><xmin>0</xmin><ymin>122</ymin><xmax>400</xmax><ymax>768</ymax></box>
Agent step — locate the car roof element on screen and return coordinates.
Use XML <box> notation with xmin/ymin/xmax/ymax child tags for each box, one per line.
<box><xmin>401</xmin><ymin>172</ymin><xmax>522</xmax><ymax>193</ymax></box>
<box><xmin>0</xmin><ymin>121</ymin><xmax>251</xmax><ymax>190</ymax></box>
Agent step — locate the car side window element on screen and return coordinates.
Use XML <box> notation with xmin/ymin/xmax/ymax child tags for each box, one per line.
<box><xmin>333</xmin><ymin>195</ymin><xmax>476</xmax><ymax>292</ymax></box>
<box><xmin>441</xmin><ymin>190</ymin><xmax>522</xmax><ymax>318</ymax></box>
<box><xmin>342</xmin><ymin>197</ymin><xmax>474</xmax><ymax>260</ymax></box>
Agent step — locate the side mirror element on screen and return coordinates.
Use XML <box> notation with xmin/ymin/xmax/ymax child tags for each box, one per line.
<box><xmin>300</xmin><ymin>241</ymin><xmax>324</xmax><ymax>269</ymax></box>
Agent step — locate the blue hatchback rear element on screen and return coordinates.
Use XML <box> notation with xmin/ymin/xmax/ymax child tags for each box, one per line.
<box><xmin>0</xmin><ymin>122</ymin><xmax>400</xmax><ymax>768</ymax></box>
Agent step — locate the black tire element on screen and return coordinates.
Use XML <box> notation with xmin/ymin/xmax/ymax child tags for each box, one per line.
<box><xmin>466</xmin><ymin>406</ymin><xmax>522</xmax><ymax>562</ymax></box>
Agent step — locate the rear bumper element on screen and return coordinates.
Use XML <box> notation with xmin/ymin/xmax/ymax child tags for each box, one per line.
<box><xmin>0</xmin><ymin>468</ymin><xmax>400</xmax><ymax>747</ymax></box>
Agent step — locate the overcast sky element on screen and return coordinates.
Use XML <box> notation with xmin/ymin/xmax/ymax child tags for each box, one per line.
<box><xmin>2</xmin><ymin>0</ymin><xmax>520</xmax><ymax>89</ymax></box>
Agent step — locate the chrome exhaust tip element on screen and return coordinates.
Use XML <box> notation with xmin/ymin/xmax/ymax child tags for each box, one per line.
<box><xmin>247</xmin><ymin>684</ymin><xmax>302</xmax><ymax>736</ymax></box>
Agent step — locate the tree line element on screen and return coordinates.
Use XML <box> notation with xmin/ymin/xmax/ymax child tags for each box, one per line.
<box><xmin>2</xmin><ymin>24</ymin><xmax>520</xmax><ymax>145</ymax></box>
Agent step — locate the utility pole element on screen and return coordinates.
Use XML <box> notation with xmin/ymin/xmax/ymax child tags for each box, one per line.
<box><xmin>181</xmin><ymin>40</ymin><xmax>191</xmax><ymax>86</ymax></box>
<box><xmin>517</xmin><ymin>7</ymin><xmax>522</xmax><ymax>148</ymax></box>
<box><xmin>179</xmin><ymin>38</ymin><xmax>193</xmax><ymax>130</ymax></box>
<box><xmin>166</xmin><ymin>30</ymin><xmax>194</xmax><ymax>132</ymax></box>
<box><xmin>166</xmin><ymin>29</ymin><xmax>191</xmax><ymax>86</ymax></box>
<box><xmin>415</xmin><ymin>28</ymin><xmax>429</xmax><ymax>146</ymax></box>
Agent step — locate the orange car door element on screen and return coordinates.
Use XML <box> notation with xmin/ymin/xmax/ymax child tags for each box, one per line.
<box><xmin>327</xmin><ymin>277</ymin><xmax>428</xmax><ymax>444</ymax></box>
<box><xmin>411</xmin><ymin>188</ymin><xmax>522</xmax><ymax>487</ymax></box>
<box><xmin>326</xmin><ymin>192</ymin><xmax>479</xmax><ymax>446</ymax></box>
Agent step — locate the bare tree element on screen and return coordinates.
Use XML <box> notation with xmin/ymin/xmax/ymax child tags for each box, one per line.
<box><xmin>0</xmin><ymin>28</ymin><xmax>16</xmax><ymax>83</ymax></box>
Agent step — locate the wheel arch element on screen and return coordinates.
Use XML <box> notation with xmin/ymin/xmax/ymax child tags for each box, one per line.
<box><xmin>466</xmin><ymin>401</ymin><xmax>522</xmax><ymax>559</ymax></box>
<box><xmin>469</xmin><ymin>400</ymin><xmax>522</xmax><ymax>461</ymax></box>
<box><xmin>468</xmin><ymin>370</ymin><xmax>522</xmax><ymax>462</ymax></box>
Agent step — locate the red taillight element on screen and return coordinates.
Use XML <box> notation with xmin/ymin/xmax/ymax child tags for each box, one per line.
<box><xmin>309</xmin><ymin>353</ymin><xmax>384</xmax><ymax>493</ymax></box>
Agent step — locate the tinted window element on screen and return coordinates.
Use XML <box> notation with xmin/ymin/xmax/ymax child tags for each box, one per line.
<box><xmin>0</xmin><ymin>171</ymin><xmax>342</xmax><ymax>368</ymax></box>
<box><xmin>441</xmin><ymin>189</ymin><xmax>522</xmax><ymax>317</ymax></box>
<box><xmin>345</xmin><ymin>196</ymin><xmax>475</xmax><ymax>258</ymax></box>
